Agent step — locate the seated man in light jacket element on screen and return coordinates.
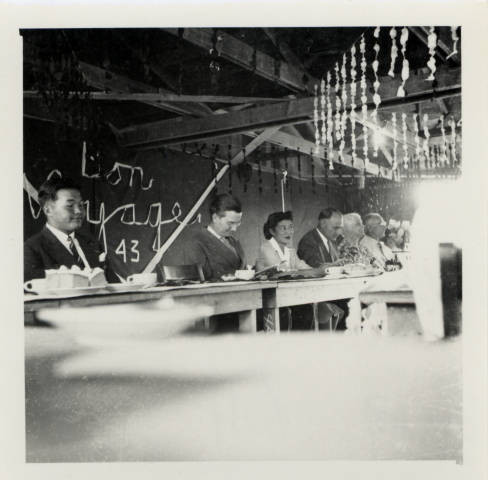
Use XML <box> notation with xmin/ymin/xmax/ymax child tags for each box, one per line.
<box><xmin>359</xmin><ymin>213</ymin><xmax>394</xmax><ymax>269</ymax></box>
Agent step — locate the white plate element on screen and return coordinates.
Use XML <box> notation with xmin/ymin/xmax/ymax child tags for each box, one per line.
<box><xmin>105</xmin><ymin>282</ymin><xmax>153</xmax><ymax>293</ymax></box>
<box><xmin>345</xmin><ymin>269</ymin><xmax>383</xmax><ymax>278</ymax></box>
<box><xmin>30</xmin><ymin>285</ymin><xmax>108</xmax><ymax>297</ymax></box>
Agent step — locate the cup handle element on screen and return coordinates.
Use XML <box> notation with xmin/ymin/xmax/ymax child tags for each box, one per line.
<box><xmin>24</xmin><ymin>281</ymin><xmax>34</xmax><ymax>291</ymax></box>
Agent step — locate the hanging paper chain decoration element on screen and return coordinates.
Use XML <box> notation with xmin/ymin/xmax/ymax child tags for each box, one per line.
<box><xmin>447</xmin><ymin>26</ymin><xmax>459</xmax><ymax>59</ymax></box>
<box><xmin>372</xmin><ymin>27</ymin><xmax>381</xmax><ymax>157</ymax></box>
<box><xmin>391</xmin><ymin>112</ymin><xmax>398</xmax><ymax>172</ymax></box>
<box><xmin>320</xmin><ymin>78</ymin><xmax>326</xmax><ymax>146</ymax></box>
<box><xmin>326</xmin><ymin>71</ymin><xmax>334</xmax><ymax>170</ymax></box>
<box><xmin>284</xmin><ymin>147</ymin><xmax>289</xmax><ymax>191</ymax></box>
<box><xmin>360</xmin><ymin>35</ymin><xmax>368</xmax><ymax>167</ymax></box>
<box><xmin>413</xmin><ymin>113</ymin><xmax>421</xmax><ymax>162</ymax></box>
<box><xmin>242</xmin><ymin>148</ymin><xmax>248</xmax><ymax>193</ymax></box>
<box><xmin>350</xmin><ymin>44</ymin><xmax>357</xmax><ymax>164</ymax></box>
<box><xmin>272</xmin><ymin>147</ymin><xmax>278</xmax><ymax>193</ymax></box>
<box><xmin>422</xmin><ymin>113</ymin><xmax>430</xmax><ymax>167</ymax></box>
<box><xmin>334</xmin><ymin>62</ymin><xmax>342</xmax><ymax>143</ymax></box>
<box><xmin>426</xmin><ymin>27</ymin><xmax>437</xmax><ymax>81</ymax></box>
<box><xmin>322</xmin><ymin>156</ymin><xmax>328</xmax><ymax>191</ymax></box>
<box><xmin>397</xmin><ymin>27</ymin><xmax>410</xmax><ymax>97</ymax></box>
<box><xmin>449</xmin><ymin>117</ymin><xmax>457</xmax><ymax>165</ymax></box>
<box><xmin>310</xmin><ymin>149</ymin><xmax>316</xmax><ymax>194</ymax></box>
<box><xmin>258</xmin><ymin>157</ymin><xmax>263</xmax><ymax>194</ymax></box>
<box><xmin>339</xmin><ymin>53</ymin><xmax>348</xmax><ymax>161</ymax></box>
<box><xmin>388</xmin><ymin>27</ymin><xmax>398</xmax><ymax>77</ymax></box>
<box><xmin>227</xmin><ymin>146</ymin><xmax>233</xmax><ymax>193</ymax></box>
<box><xmin>401</xmin><ymin>112</ymin><xmax>408</xmax><ymax>169</ymax></box>
<box><xmin>313</xmin><ymin>84</ymin><xmax>320</xmax><ymax>154</ymax></box>
<box><xmin>440</xmin><ymin>115</ymin><xmax>448</xmax><ymax>166</ymax></box>
<box><xmin>297</xmin><ymin>148</ymin><xmax>302</xmax><ymax>193</ymax></box>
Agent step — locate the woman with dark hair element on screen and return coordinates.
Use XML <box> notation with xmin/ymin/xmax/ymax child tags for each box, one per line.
<box><xmin>256</xmin><ymin>211</ymin><xmax>332</xmax><ymax>331</ymax></box>
<box><xmin>256</xmin><ymin>211</ymin><xmax>314</xmax><ymax>273</ymax></box>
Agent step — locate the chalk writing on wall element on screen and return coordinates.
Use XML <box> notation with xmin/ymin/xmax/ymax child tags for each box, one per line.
<box><xmin>24</xmin><ymin>171</ymin><xmax>202</xmax><ymax>256</ymax></box>
<box><xmin>23</xmin><ymin>169</ymin><xmax>62</xmax><ymax>219</ymax></box>
<box><xmin>82</xmin><ymin>141</ymin><xmax>154</xmax><ymax>190</ymax></box>
<box><xmin>84</xmin><ymin>200</ymin><xmax>201</xmax><ymax>254</ymax></box>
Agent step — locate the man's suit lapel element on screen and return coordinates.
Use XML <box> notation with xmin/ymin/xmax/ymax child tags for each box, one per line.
<box><xmin>76</xmin><ymin>233</ymin><xmax>100</xmax><ymax>267</ymax></box>
<box><xmin>204</xmin><ymin>229</ymin><xmax>241</xmax><ymax>263</ymax></box>
<box><xmin>40</xmin><ymin>226</ymin><xmax>75</xmax><ymax>266</ymax></box>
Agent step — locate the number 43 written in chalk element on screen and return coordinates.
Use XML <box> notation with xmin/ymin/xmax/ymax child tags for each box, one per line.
<box><xmin>115</xmin><ymin>239</ymin><xmax>140</xmax><ymax>263</ymax></box>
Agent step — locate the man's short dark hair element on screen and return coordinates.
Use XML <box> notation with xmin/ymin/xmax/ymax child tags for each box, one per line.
<box><xmin>38</xmin><ymin>177</ymin><xmax>81</xmax><ymax>209</ymax></box>
<box><xmin>318</xmin><ymin>207</ymin><xmax>342</xmax><ymax>220</ymax></box>
<box><xmin>209</xmin><ymin>194</ymin><xmax>242</xmax><ymax>216</ymax></box>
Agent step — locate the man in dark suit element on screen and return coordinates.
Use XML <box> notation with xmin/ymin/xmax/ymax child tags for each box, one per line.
<box><xmin>24</xmin><ymin>177</ymin><xmax>117</xmax><ymax>282</ymax></box>
<box><xmin>297</xmin><ymin>207</ymin><xmax>346</xmax><ymax>329</ymax></box>
<box><xmin>297</xmin><ymin>207</ymin><xmax>345</xmax><ymax>267</ymax></box>
<box><xmin>182</xmin><ymin>193</ymin><xmax>246</xmax><ymax>281</ymax></box>
<box><xmin>180</xmin><ymin>193</ymin><xmax>246</xmax><ymax>333</ymax></box>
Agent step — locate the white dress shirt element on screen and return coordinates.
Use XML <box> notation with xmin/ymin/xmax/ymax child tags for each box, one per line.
<box><xmin>269</xmin><ymin>237</ymin><xmax>291</xmax><ymax>267</ymax></box>
<box><xmin>45</xmin><ymin>223</ymin><xmax>91</xmax><ymax>269</ymax></box>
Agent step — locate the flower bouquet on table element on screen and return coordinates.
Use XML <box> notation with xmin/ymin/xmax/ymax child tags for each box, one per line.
<box><xmin>338</xmin><ymin>241</ymin><xmax>376</xmax><ymax>266</ymax></box>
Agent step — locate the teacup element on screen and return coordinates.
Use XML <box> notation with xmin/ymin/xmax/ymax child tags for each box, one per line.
<box><xmin>127</xmin><ymin>272</ymin><xmax>157</xmax><ymax>286</ymax></box>
<box><xmin>235</xmin><ymin>269</ymin><xmax>255</xmax><ymax>281</ymax></box>
<box><xmin>24</xmin><ymin>278</ymin><xmax>47</xmax><ymax>293</ymax></box>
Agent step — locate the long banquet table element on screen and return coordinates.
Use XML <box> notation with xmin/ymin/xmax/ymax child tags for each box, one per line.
<box><xmin>24</xmin><ymin>281</ymin><xmax>275</xmax><ymax>333</ymax></box>
<box><xmin>24</xmin><ymin>274</ymin><xmax>386</xmax><ymax>333</ymax></box>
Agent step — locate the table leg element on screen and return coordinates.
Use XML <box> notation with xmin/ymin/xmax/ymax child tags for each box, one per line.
<box><xmin>263</xmin><ymin>308</ymin><xmax>280</xmax><ymax>333</ymax></box>
<box><xmin>312</xmin><ymin>303</ymin><xmax>319</xmax><ymax>331</ymax></box>
<box><xmin>238</xmin><ymin>310</ymin><xmax>257</xmax><ymax>333</ymax></box>
<box><xmin>345</xmin><ymin>296</ymin><xmax>362</xmax><ymax>334</ymax></box>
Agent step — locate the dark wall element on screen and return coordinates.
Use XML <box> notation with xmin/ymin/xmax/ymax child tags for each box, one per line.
<box><xmin>23</xmin><ymin>119</ymin><xmax>347</xmax><ymax>278</ymax></box>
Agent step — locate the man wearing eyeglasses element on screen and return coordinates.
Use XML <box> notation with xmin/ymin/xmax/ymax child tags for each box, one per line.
<box><xmin>24</xmin><ymin>177</ymin><xmax>115</xmax><ymax>282</ymax></box>
<box><xmin>359</xmin><ymin>213</ymin><xmax>394</xmax><ymax>269</ymax></box>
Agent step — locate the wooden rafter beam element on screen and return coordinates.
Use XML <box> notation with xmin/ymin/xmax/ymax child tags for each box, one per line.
<box><xmin>244</xmin><ymin>130</ymin><xmax>394</xmax><ymax>180</ymax></box>
<box><xmin>379</xmin><ymin>145</ymin><xmax>393</xmax><ymax>166</ymax></box>
<box><xmin>162</xmin><ymin>28</ymin><xmax>313</xmax><ymax>93</ymax></box>
<box><xmin>23</xmin><ymin>91</ymin><xmax>284</xmax><ymax>105</ymax></box>
<box><xmin>23</xmin><ymin>41</ymin><xmax>212</xmax><ymax>117</ymax></box>
<box><xmin>77</xmin><ymin>62</ymin><xmax>212</xmax><ymax>117</ymax></box>
<box><xmin>262</xmin><ymin>28</ymin><xmax>316</xmax><ymax>84</ymax></box>
<box><xmin>115</xmin><ymin>35</ymin><xmax>180</xmax><ymax>92</ymax></box>
<box><xmin>435</xmin><ymin>98</ymin><xmax>449</xmax><ymax>114</ymax></box>
<box><xmin>408</xmin><ymin>27</ymin><xmax>448</xmax><ymax>62</ymax></box>
<box><xmin>417</xmin><ymin>26</ymin><xmax>459</xmax><ymax>63</ymax></box>
<box><xmin>115</xmin><ymin>63</ymin><xmax>460</xmax><ymax>149</ymax></box>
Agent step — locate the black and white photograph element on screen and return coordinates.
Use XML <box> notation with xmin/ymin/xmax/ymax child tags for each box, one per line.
<box><xmin>1</xmin><ymin>1</ymin><xmax>487</xmax><ymax>479</ymax></box>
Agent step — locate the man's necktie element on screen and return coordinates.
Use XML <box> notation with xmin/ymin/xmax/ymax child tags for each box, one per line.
<box><xmin>67</xmin><ymin>236</ymin><xmax>85</xmax><ymax>268</ymax></box>
<box><xmin>221</xmin><ymin>236</ymin><xmax>237</xmax><ymax>256</ymax></box>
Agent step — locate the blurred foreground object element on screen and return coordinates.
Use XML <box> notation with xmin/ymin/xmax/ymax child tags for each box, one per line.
<box><xmin>409</xmin><ymin>181</ymin><xmax>463</xmax><ymax>340</ymax></box>
<box><xmin>25</xmin><ymin>330</ymin><xmax>461</xmax><ymax>462</ymax></box>
<box><xmin>37</xmin><ymin>297</ymin><xmax>214</xmax><ymax>345</ymax></box>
